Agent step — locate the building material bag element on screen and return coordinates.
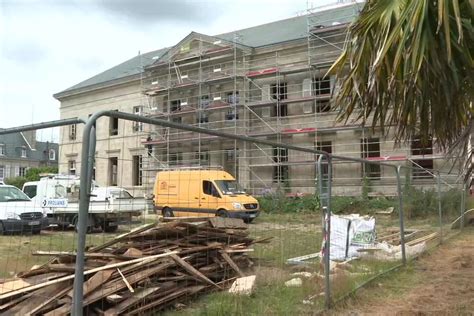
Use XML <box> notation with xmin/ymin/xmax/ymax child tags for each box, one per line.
<box><xmin>328</xmin><ymin>215</ymin><xmax>351</xmax><ymax>261</ymax></box>
<box><xmin>347</xmin><ymin>216</ymin><xmax>376</xmax><ymax>258</ymax></box>
<box><xmin>325</xmin><ymin>214</ymin><xmax>376</xmax><ymax>261</ymax></box>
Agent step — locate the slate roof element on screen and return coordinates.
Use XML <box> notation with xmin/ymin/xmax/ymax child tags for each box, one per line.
<box><xmin>0</xmin><ymin>131</ymin><xmax>58</xmax><ymax>163</ymax></box>
<box><xmin>54</xmin><ymin>2</ymin><xmax>363</xmax><ymax>98</ymax></box>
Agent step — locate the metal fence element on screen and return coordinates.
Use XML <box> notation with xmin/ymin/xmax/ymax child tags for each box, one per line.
<box><xmin>0</xmin><ymin>112</ymin><xmax>468</xmax><ymax>315</ymax></box>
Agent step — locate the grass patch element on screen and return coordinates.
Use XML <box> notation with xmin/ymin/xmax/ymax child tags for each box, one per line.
<box><xmin>0</xmin><ymin>230</ymin><xmax>118</xmax><ymax>278</ymax></box>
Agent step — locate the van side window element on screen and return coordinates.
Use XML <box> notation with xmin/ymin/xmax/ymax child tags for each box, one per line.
<box><xmin>203</xmin><ymin>181</ymin><xmax>220</xmax><ymax>198</ymax></box>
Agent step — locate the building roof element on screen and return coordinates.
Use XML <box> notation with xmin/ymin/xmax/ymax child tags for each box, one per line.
<box><xmin>0</xmin><ymin>131</ymin><xmax>58</xmax><ymax>163</ymax></box>
<box><xmin>54</xmin><ymin>2</ymin><xmax>363</xmax><ymax>99</ymax></box>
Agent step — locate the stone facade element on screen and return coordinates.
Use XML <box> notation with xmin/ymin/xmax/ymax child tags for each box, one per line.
<box><xmin>54</xmin><ymin>4</ymin><xmax>460</xmax><ymax>197</ymax></box>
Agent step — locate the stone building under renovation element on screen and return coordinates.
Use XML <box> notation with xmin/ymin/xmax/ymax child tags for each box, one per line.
<box><xmin>54</xmin><ymin>2</ymin><xmax>459</xmax><ymax>197</ymax></box>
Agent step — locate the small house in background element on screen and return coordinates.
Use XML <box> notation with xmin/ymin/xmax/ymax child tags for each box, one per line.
<box><xmin>0</xmin><ymin>130</ymin><xmax>58</xmax><ymax>182</ymax></box>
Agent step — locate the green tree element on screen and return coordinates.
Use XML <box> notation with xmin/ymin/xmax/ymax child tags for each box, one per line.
<box><xmin>330</xmin><ymin>0</ymin><xmax>473</xmax><ymax>150</ymax></box>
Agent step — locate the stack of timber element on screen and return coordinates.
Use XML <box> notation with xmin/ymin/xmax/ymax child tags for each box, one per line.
<box><xmin>0</xmin><ymin>218</ymin><xmax>266</xmax><ymax>315</ymax></box>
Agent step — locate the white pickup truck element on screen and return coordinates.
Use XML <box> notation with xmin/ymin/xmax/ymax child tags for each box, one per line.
<box><xmin>0</xmin><ymin>184</ymin><xmax>47</xmax><ymax>234</ymax></box>
<box><xmin>23</xmin><ymin>175</ymin><xmax>148</xmax><ymax>232</ymax></box>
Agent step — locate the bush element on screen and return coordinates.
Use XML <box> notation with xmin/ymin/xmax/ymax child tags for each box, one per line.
<box><xmin>257</xmin><ymin>193</ymin><xmax>320</xmax><ymax>213</ymax></box>
<box><xmin>257</xmin><ymin>193</ymin><xmax>396</xmax><ymax>214</ymax></box>
<box><xmin>5</xmin><ymin>177</ymin><xmax>28</xmax><ymax>189</ymax></box>
<box><xmin>404</xmin><ymin>187</ymin><xmax>462</xmax><ymax>219</ymax></box>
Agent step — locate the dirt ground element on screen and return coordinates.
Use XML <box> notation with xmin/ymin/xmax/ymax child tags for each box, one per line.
<box><xmin>336</xmin><ymin>228</ymin><xmax>474</xmax><ymax>315</ymax></box>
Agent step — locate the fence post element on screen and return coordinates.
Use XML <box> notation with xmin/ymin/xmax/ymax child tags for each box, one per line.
<box><xmin>395</xmin><ymin>166</ymin><xmax>407</xmax><ymax>264</ymax></box>
<box><xmin>72</xmin><ymin>121</ymin><xmax>96</xmax><ymax>316</ymax></box>
<box><xmin>86</xmin><ymin>126</ymin><xmax>96</xmax><ymax>194</ymax></box>
<box><xmin>318</xmin><ymin>154</ymin><xmax>332</xmax><ymax>309</ymax></box>
<box><xmin>437</xmin><ymin>171</ymin><xmax>443</xmax><ymax>243</ymax></box>
<box><xmin>460</xmin><ymin>181</ymin><xmax>466</xmax><ymax>230</ymax></box>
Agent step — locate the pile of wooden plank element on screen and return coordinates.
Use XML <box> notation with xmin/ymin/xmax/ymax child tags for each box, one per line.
<box><xmin>0</xmin><ymin>218</ymin><xmax>267</xmax><ymax>315</ymax></box>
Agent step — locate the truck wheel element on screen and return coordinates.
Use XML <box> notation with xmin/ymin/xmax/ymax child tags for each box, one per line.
<box><xmin>0</xmin><ymin>222</ymin><xmax>4</xmax><ymax>235</ymax></box>
<box><xmin>216</xmin><ymin>210</ymin><xmax>229</xmax><ymax>218</ymax></box>
<box><xmin>72</xmin><ymin>216</ymin><xmax>93</xmax><ymax>234</ymax></box>
<box><xmin>162</xmin><ymin>207</ymin><xmax>174</xmax><ymax>218</ymax></box>
<box><xmin>103</xmin><ymin>221</ymin><xmax>118</xmax><ymax>233</ymax></box>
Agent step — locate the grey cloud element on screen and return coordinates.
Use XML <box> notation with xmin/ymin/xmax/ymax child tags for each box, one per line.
<box><xmin>95</xmin><ymin>0</ymin><xmax>214</xmax><ymax>24</ymax></box>
<box><xmin>1</xmin><ymin>42</ymin><xmax>46</xmax><ymax>64</ymax></box>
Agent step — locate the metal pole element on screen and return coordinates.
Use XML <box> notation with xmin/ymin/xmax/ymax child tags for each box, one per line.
<box><xmin>326</xmin><ymin>155</ymin><xmax>332</xmax><ymax>309</ymax></box>
<box><xmin>396</xmin><ymin>166</ymin><xmax>407</xmax><ymax>264</ymax></box>
<box><xmin>460</xmin><ymin>181</ymin><xmax>466</xmax><ymax>230</ymax></box>
<box><xmin>0</xmin><ymin>118</ymin><xmax>85</xmax><ymax>135</ymax></box>
<box><xmin>318</xmin><ymin>154</ymin><xmax>331</xmax><ymax>309</ymax></box>
<box><xmin>437</xmin><ymin>171</ymin><xmax>443</xmax><ymax>243</ymax></box>
<box><xmin>86</xmin><ymin>126</ymin><xmax>96</xmax><ymax>194</ymax></box>
<box><xmin>72</xmin><ymin>119</ymin><xmax>95</xmax><ymax>316</ymax></box>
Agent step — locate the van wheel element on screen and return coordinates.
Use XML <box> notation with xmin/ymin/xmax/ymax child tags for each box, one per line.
<box><xmin>216</xmin><ymin>210</ymin><xmax>229</xmax><ymax>218</ymax></box>
<box><xmin>162</xmin><ymin>208</ymin><xmax>174</xmax><ymax>218</ymax></box>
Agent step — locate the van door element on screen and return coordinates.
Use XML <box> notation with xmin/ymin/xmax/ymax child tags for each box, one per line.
<box><xmin>201</xmin><ymin>180</ymin><xmax>220</xmax><ymax>215</ymax></box>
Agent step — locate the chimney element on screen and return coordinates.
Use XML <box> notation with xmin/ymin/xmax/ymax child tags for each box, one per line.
<box><xmin>21</xmin><ymin>130</ymin><xmax>37</xmax><ymax>149</ymax></box>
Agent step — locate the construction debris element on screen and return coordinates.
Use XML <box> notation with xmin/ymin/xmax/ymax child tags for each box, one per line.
<box><xmin>451</xmin><ymin>209</ymin><xmax>474</xmax><ymax>229</ymax></box>
<box><xmin>228</xmin><ymin>275</ymin><xmax>256</xmax><ymax>295</ymax></box>
<box><xmin>284</xmin><ymin>278</ymin><xmax>302</xmax><ymax>287</ymax></box>
<box><xmin>0</xmin><ymin>219</ymin><xmax>268</xmax><ymax>315</ymax></box>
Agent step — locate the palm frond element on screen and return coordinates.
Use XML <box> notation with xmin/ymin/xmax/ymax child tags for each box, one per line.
<box><xmin>330</xmin><ymin>0</ymin><xmax>474</xmax><ymax>151</ymax></box>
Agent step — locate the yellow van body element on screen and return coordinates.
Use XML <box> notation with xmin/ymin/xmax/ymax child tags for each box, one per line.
<box><xmin>153</xmin><ymin>170</ymin><xmax>260</xmax><ymax>222</ymax></box>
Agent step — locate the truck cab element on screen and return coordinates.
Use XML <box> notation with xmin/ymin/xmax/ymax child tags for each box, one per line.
<box><xmin>0</xmin><ymin>184</ymin><xmax>47</xmax><ymax>234</ymax></box>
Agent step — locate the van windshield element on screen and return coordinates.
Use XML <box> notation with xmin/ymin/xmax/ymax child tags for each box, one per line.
<box><xmin>0</xmin><ymin>187</ymin><xmax>31</xmax><ymax>202</ymax></box>
<box><xmin>214</xmin><ymin>180</ymin><xmax>246</xmax><ymax>195</ymax></box>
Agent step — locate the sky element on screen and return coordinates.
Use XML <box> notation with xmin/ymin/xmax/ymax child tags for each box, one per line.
<box><xmin>0</xmin><ymin>0</ymin><xmax>334</xmax><ymax>141</ymax></box>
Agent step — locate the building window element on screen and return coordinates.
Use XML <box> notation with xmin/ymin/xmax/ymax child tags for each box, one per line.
<box><xmin>0</xmin><ymin>165</ymin><xmax>5</xmax><ymax>180</ymax></box>
<box><xmin>49</xmin><ymin>149</ymin><xmax>56</xmax><ymax>161</ymax></box>
<box><xmin>197</xmin><ymin>112</ymin><xmax>209</xmax><ymax>124</ymax></box>
<box><xmin>169</xmin><ymin>152</ymin><xmax>182</xmax><ymax>166</ymax></box>
<box><xmin>225</xmin><ymin>148</ymin><xmax>238</xmax><ymax>162</ymax></box>
<box><xmin>411</xmin><ymin>138</ymin><xmax>434</xmax><ymax>179</ymax></box>
<box><xmin>316</xmin><ymin>100</ymin><xmax>331</xmax><ymax>113</ymax></box>
<box><xmin>271</xmin><ymin>83</ymin><xmax>288</xmax><ymax>117</ymax></box>
<box><xmin>316</xmin><ymin>141</ymin><xmax>332</xmax><ymax>178</ymax></box>
<box><xmin>68</xmin><ymin>160</ymin><xmax>76</xmax><ymax>175</ymax></box>
<box><xmin>170</xmin><ymin>100</ymin><xmax>181</xmax><ymax>112</ymax></box>
<box><xmin>273</xmin><ymin>147</ymin><xmax>289</xmax><ymax>183</ymax></box>
<box><xmin>18</xmin><ymin>167</ymin><xmax>27</xmax><ymax>177</ymax></box>
<box><xmin>226</xmin><ymin>91</ymin><xmax>239</xmax><ymax>104</ymax></box>
<box><xmin>195</xmin><ymin>151</ymin><xmax>209</xmax><ymax>164</ymax></box>
<box><xmin>313</xmin><ymin>76</ymin><xmax>331</xmax><ymax>96</ymax></box>
<box><xmin>133</xmin><ymin>106</ymin><xmax>144</xmax><ymax>132</ymax></box>
<box><xmin>226</xmin><ymin>108</ymin><xmax>239</xmax><ymax>121</ymax></box>
<box><xmin>69</xmin><ymin>124</ymin><xmax>77</xmax><ymax>141</ymax></box>
<box><xmin>271</xmin><ymin>82</ymin><xmax>288</xmax><ymax>101</ymax></box>
<box><xmin>109</xmin><ymin>157</ymin><xmax>118</xmax><ymax>186</ymax></box>
<box><xmin>132</xmin><ymin>155</ymin><xmax>143</xmax><ymax>186</ymax></box>
<box><xmin>110</xmin><ymin>113</ymin><xmax>119</xmax><ymax>136</ymax></box>
<box><xmin>21</xmin><ymin>147</ymin><xmax>27</xmax><ymax>158</ymax></box>
<box><xmin>361</xmin><ymin>138</ymin><xmax>381</xmax><ymax>180</ymax></box>
<box><xmin>0</xmin><ymin>144</ymin><xmax>5</xmax><ymax>156</ymax></box>
<box><xmin>199</xmin><ymin>95</ymin><xmax>210</xmax><ymax>109</ymax></box>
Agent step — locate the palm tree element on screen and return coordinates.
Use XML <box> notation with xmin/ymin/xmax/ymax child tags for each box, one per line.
<box><xmin>330</xmin><ymin>0</ymin><xmax>473</xmax><ymax>151</ymax></box>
